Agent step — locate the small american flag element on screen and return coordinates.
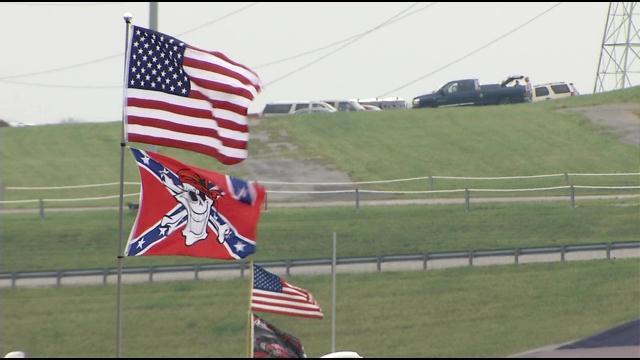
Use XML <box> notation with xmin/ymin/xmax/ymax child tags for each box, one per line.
<box><xmin>125</xmin><ymin>25</ymin><xmax>261</xmax><ymax>165</ymax></box>
<box><xmin>251</xmin><ymin>265</ymin><xmax>324</xmax><ymax>319</ymax></box>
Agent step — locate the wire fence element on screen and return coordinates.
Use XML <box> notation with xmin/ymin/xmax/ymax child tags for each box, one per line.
<box><xmin>4</xmin><ymin>172</ymin><xmax>640</xmax><ymax>190</ymax></box>
<box><xmin>1</xmin><ymin>173</ymin><xmax>639</xmax><ymax>213</ymax></box>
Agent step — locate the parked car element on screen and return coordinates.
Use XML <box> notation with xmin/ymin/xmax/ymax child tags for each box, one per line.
<box><xmin>531</xmin><ymin>82</ymin><xmax>579</xmax><ymax>102</ymax></box>
<box><xmin>357</xmin><ymin>97</ymin><xmax>408</xmax><ymax>110</ymax></box>
<box><xmin>361</xmin><ymin>104</ymin><xmax>382</xmax><ymax>111</ymax></box>
<box><xmin>412</xmin><ymin>76</ymin><xmax>531</xmax><ymax>108</ymax></box>
<box><xmin>323</xmin><ymin>100</ymin><xmax>367</xmax><ymax>112</ymax></box>
<box><xmin>261</xmin><ymin>101</ymin><xmax>337</xmax><ymax>117</ymax></box>
<box><xmin>292</xmin><ymin>107</ymin><xmax>336</xmax><ymax>115</ymax></box>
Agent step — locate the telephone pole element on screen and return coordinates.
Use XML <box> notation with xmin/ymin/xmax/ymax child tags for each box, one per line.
<box><xmin>150</xmin><ymin>2</ymin><xmax>158</xmax><ymax>30</ymax></box>
<box><xmin>593</xmin><ymin>2</ymin><xmax>640</xmax><ymax>93</ymax></box>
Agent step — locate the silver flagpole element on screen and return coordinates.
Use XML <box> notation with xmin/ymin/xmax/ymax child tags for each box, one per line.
<box><xmin>117</xmin><ymin>12</ymin><xmax>133</xmax><ymax>358</ymax></box>
<box><xmin>250</xmin><ymin>312</ymin><xmax>255</xmax><ymax>358</ymax></box>
<box><xmin>331</xmin><ymin>232</ymin><xmax>337</xmax><ymax>353</ymax></box>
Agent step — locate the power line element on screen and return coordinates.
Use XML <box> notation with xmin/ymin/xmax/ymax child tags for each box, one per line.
<box><xmin>0</xmin><ymin>54</ymin><xmax>122</xmax><ymax>82</ymax></box>
<box><xmin>176</xmin><ymin>2</ymin><xmax>258</xmax><ymax>37</ymax></box>
<box><xmin>0</xmin><ymin>79</ymin><xmax>118</xmax><ymax>89</ymax></box>
<box><xmin>2</xmin><ymin>2</ymin><xmax>127</xmax><ymax>6</ymax></box>
<box><xmin>378</xmin><ymin>2</ymin><xmax>563</xmax><ymax>97</ymax></box>
<box><xmin>264</xmin><ymin>2</ymin><xmax>437</xmax><ymax>87</ymax></box>
<box><xmin>0</xmin><ymin>3</ymin><xmax>433</xmax><ymax>90</ymax></box>
<box><xmin>254</xmin><ymin>2</ymin><xmax>437</xmax><ymax>69</ymax></box>
<box><xmin>0</xmin><ymin>2</ymin><xmax>259</xmax><ymax>82</ymax></box>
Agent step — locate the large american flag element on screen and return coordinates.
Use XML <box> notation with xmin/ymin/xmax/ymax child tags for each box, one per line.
<box><xmin>251</xmin><ymin>265</ymin><xmax>324</xmax><ymax>319</ymax></box>
<box><xmin>125</xmin><ymin>25</ymin><xmax>261</xmax><ymax>165</ymax></box>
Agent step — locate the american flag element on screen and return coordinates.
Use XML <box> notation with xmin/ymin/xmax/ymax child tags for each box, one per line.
<box><xmin>125</xmin><ymin>25</ymin><xmax>261</xmax><ymax>165</ymax></box>
<box><xmin>251</xmin><ymin>265</ymin><xmax>324</xmax><ymax>319</ymax></box>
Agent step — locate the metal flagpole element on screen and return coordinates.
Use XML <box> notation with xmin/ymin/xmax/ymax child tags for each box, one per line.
<box><xmin>247</xmin><ymin>260</ymin><xmax>255</xmax><ymax>358</ymax></box>
<box><xmin>116</xmin><ymin>12</ymin><xmax>134</xmax><ymax>358</ymax></box>
<box><xmin>331</xmin><ymin>232</ymin><xmax>337</xmax><ymax>353</ymax></box>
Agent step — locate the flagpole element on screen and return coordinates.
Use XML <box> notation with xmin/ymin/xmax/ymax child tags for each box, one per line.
<box><xmin>331</xmin><ymin>232</ymin><xmax>337</xmax><ymax>353</ymax></box>
<box><xmin>116</xmin><ymin>13</ymin><xmax>133</xmax><ymax>358</ymax></box>
<box><xmin>247</xmin><ymin>260</ymin><xmax>255</xmax><ymax>358</ymax></box>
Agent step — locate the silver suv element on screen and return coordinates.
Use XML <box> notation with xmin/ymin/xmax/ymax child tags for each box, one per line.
<box><xmin>532</xmin><ymin>82</ymin><xmax>579</xmax><ymax>102</ymax></box>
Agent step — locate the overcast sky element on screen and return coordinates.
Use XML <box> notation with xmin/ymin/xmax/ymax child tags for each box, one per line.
<box><xmin>0</xmin><ymin>2</ymin><xmax>610</xmax><ymax>125</ymax></box>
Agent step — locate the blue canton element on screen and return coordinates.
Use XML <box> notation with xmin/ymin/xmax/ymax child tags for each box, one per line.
<box><xmin>128</xmin><ymin>25</ymin><xmax>191</xmax><ymax>96</ymax></box>
<box><xmin>254</xmin><ymin>265</ymin><xmax>283</xmax><ymax>292</ymax></box>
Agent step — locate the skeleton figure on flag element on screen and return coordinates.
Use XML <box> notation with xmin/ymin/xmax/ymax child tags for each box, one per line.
<box><xmin>159</xmin><ymin>168</ymin><xmax>231</xmax><ymax>246</ymax></box>
<box><xmin>126</xmin><ymin>147</ymin><xmax>264</xmax><ymax>260</ymax></box>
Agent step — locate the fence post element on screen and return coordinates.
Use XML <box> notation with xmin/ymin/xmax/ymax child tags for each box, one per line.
<box><xmin>515</xmin><ymin>248</ymin><xmax>520</xmax><ymax>265</ymax></box>
<box><xmin>149</xmin><ymin>267</ymin><xmax>154</xmax><ymax>282</ymax></box>
<box><xmin>264</xmin><ymin>192</ymin><xmax>268</xmax><ymax>212</ymax></box>
<box><xmin>570</xmin><ymin>185</ymin><xmax>576</xmax><ymax>209</ymax></box>
<box><xmin>561</xmin><ymin>246</ymin><xmax>566</xmax><ymax>262</ymax></box>
<box><xmin>56</xmin><ymin>271</ymin><xmax>62</xmax><ymax>287</ymax></box>
<box><xmin>39</xmin><ymin>198</ymin><xmax>45</xmax><ymax>219</ymax></box>
<box><xmin>564</xmin><ymin>172</ymin><xmax>570</xmax><ymax>185</ymax></box>
<box><xmin>469</xmin><ymin>250</ymin><xmax>474</xmax><ymax>266</ymax></box>
<box><xmin>286</xmin><ymin>260</ymin><xmax>291</xmax><ymax>277</ymax></box>
<box><xmin>429</xmin><ymin>176</ymin><xmax>434</xmax><ymax>190</ymax></box>
<box><xmin>240</xmin><ymin>259</ymin><xmax>245</xmax><ymax>278</ymax></box>
<box><xmin>464</xmin><ymin>188</ymin><xmax>470</xmax><ymax>212</ymax></box>
<box><xmin>103</xmin><ymin>269</ymin><xmax>108</xmax><ymax>285</ymax></box>
<box><xmin>11</xmin><ymin>272</ymin><xmax>17</xmax><ymax>289</ymax></box>
<box><xmin>376</xmin><ymin>256</ymin><xmax>382</xmax><ymax>272</ymax></box>
<box><xmin>423</xmin><ymin>252</ymin><xmax>429</xmax><ymax>270</ymax></box>
<box><xmin>355</xmin><ymin>188</ymin><xmax>360</xmax><ymax>210</ymax></box>
<box><xmin>195</xmin><ymin>265</ymin><xmax>200</xmax><ymax>281</ymax></box>
<box><xmin>606</xmin><ymin>243</ymin><xmax>612</xmax><ymax>260</ymax></box>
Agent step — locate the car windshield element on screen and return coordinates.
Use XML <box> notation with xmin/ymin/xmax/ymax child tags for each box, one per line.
<box><xmin>348</xmin><ymin>101</ymin><xmax>366</xmax><ymax>111</ymax></box>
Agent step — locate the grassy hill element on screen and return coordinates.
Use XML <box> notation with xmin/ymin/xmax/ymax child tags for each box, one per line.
<box><xmin>0</xmin><ymin>87</ymin><xmax>638</xmax><ymax>271</ymax></box>
<box><xmin>257</xmin><ymin>88</ymin><xmax>639</xmax><ymax>182</ymax></box>
<box><xmin>0</xmin><ymin>88</ymin><xmax>638</xmax><ymax>358</ymax></box>
<box><xmin>1</xmin><ymin>259</ymin><xmax>638</xmax><ymax>357</ymax></box>
<box><xmin>0</xmin><ymin>87</ymin><xmax>638</xmax><ymax>205</ymax></box>
<box><xmin>1</xmin><ymin>199</ymin><xmax>638</xmax><ymax>272</ymax></box>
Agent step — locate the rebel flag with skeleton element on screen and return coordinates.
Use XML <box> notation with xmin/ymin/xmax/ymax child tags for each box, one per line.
<box><xmin>126</xmin><ymin>147</ymin><xmax>265</xmax><ymax>260</ymax></box>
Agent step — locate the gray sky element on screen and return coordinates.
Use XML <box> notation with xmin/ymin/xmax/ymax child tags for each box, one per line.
<box><xmin>0</xmin><ymin>2</ymin><xmax>609</xmax><ymax>125</ymax></box>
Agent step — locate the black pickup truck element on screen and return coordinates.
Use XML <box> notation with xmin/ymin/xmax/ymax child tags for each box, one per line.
<box><xmin>411</xmin><ymin>76</ymin><xmax>531</xmax><ymax>108</ymax></box>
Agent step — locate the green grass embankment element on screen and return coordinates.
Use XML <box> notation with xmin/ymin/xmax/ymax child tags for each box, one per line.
<box><xmin>1</xmin><ymin>200</ymin><xmax>638</xmax><ymax>272</ymax></box>
<box><xmin>0</xmin><ymin>259</ymin><xmax>638</xmax><ymax>357</ymax></box>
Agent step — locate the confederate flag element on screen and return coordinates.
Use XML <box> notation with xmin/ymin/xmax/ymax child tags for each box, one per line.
<box><xmin>126</xmin><ymin>147</ymin><xmax>265</xmax><ymax>260</ymax></box>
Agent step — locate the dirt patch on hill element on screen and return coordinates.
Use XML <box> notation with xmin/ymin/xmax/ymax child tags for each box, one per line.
<box><xmin>563</xmin><ymin>103</ymin><xmax>640</xmax><ymax>146</ymax></box>
<box><xmin>232</xmin><ymin>120</ymin><xmax>353</xmax><ymax>201</ymax></box>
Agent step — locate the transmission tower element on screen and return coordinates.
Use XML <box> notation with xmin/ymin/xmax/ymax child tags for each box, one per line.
<box><xmin>593</xmin><ymin>2</ymin><xmax>640</xmax><ymax>93</ymax></box>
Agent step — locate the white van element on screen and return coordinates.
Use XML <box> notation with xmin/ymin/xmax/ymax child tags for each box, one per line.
<box><xmin>261</xmin><ymin>101</ymin><xmax>337</xmax><ymax>117</ymax></box>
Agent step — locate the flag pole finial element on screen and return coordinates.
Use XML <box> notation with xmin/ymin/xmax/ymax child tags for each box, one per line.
<box><xmin>123</xmin><ymin>13</ymin><xmax>133</xmax><ymax>23</ymax></box>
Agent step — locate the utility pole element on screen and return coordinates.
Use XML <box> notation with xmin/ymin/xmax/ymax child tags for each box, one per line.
<box><xmin>150</xmin><ymin>2</ymin><xmax>158</xmax><ymax>31</ymax></box>
<box><xmin>593</xmin><ymin>2</ymin><xmax>640</xmax><ymax>93</ymax></box>
<box><xmin>148</xmin><ymin>2</ymin><xmax>159</xmax><ymax>153</ymax></box>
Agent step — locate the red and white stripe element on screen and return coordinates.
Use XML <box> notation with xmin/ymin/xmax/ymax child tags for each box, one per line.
<box><xmin>127</xmin><ymin>46</ymin><xmax>261</xmax><ymax>165</ymax></box>
<box><xmin>251</xmin><ymin>281</ymin><xmax>324</xmax><ymax>319</ymax></box>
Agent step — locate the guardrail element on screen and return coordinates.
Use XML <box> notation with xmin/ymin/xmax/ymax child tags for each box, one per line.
<box><xmin>1</xmin><ymin>241</ymin><xmax>638</xmax><ymax>289</ymax></box>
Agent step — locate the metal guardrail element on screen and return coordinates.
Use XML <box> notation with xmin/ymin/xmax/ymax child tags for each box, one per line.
<box><xmin>1</xmin><ymin>241</ymin><xmax>638</xmax><ymax>289</ymax></box>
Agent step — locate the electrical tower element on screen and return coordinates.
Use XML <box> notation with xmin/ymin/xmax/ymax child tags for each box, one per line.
<box><xmin>593</xmin><ymin>2</ymin><xmax>640</xmax><ymax>93</ymax></box>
